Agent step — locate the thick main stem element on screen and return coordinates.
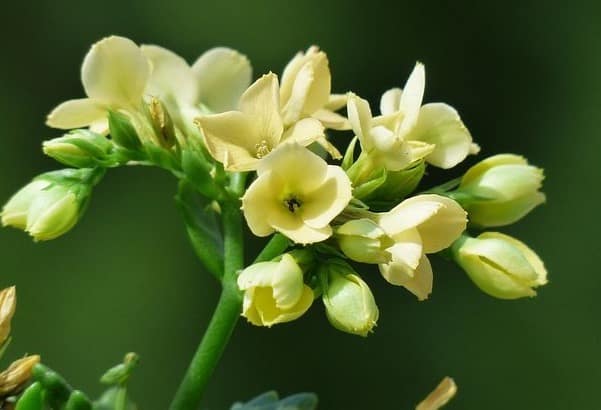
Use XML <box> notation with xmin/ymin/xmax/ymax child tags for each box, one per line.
<box><xmin>169</xmin><ymin>201</ymin><xmax>244</xmax><ymax>410</ymax></box>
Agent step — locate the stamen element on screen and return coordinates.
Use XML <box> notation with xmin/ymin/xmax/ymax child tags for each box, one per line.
<box><xmin>255</xmin><ymin>140</ymin><xmax>271</xmax><ymax>158</ymax></box>
<box><xmin>284</xmin><ymin>197</ymin><xmax>302</xmax><ymax>213</ymax></box>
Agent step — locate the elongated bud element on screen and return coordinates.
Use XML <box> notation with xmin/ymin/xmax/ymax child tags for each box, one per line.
<box><xmin>149</xmin><ymin>97</ymin><xmax>177</xmax><ymax>148</ymax></box>
<box><xmin>237</xmin><ymin>253</ymin><xmax>314</xmax><ymax>327</ymax></box>
<box><xmin>452</xmin><ymin>232</ymin><xmax>547</xmax><ymax>299</ymax></box>
<box><xmin>2</xmin><ymin>168</ymin><xmax>104</xmax><ymax>241</ymax></box>
<box><xmin>43</xmin><ymin>129</ymin><xmax>117</xmax><ymax>168</ymax></box>
<box><xmin>453</xmin><ymin>154</ymin><xmax>545</xmax><ymax>227</ymax></box>
<box><xmin>108</xmin><ymin>111</ymin><xmax>141</xmax><ymax>150</ymax></box>
<box><xmin>320</xmin><ymin>260</ymin><xmax>379</xmax><ymax>336</ymax></box>
<box><xmin>0</xmin><ymin>355</ymin><xmax>40</xmax><ymax>396</ymax></box>
<box><xmin>416</xmin><ymin>377</ymin><xmax>457</xmax><ymax>410</ymax></box>
<box><xmin>0</xmin><ymin>286</ymin><xmax>16</xmax><ymax>346</ymax></box>
<box><xmin>335</xmin><ymin>219</ymin><xmax>393</xmax><ymax>264</ymax></box>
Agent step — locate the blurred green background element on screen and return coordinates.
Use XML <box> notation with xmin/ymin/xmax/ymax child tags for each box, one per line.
<box><xmin>1</xmin><ymin>1</ymin><xmax>599</xmax><ymax>409</ymax></box>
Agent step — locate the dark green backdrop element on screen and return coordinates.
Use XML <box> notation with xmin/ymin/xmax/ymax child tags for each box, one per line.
<box><xmin>1</xmin><ymin>1</ymin><xmax>599</xmax><ymax>409</ymax></box>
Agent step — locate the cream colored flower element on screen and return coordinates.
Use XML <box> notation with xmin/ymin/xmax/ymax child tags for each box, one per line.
<box><xmin>196</xmin><ymin>73</ymin><xmax>326</xmax><ymax>171</ymax></box>
<box><xmin>348</xmin><ymin>63</ymin><xmax>478</xmax><ymax>170</ymax></box>
<box><xmin>46</xmin><ymin>36</ymin><xmax>150</xmax><ymax>133</ymax></box>
<box><xmin>237</xmin><ymin>254</ymin><xmax>314</xmax><ymax>327</ymax></box>
<box><xmin>280</xmin><ymin>46</ymin><xmax>349</xmax><ymax>130</ymax></box>
<box><xmin>377</xmin><ymin>194</ymin><xmax>467</xmax><ymax>300</ymax></box>
<box><xmin>0</xmin><ymin>286</ymin><xmax>16</xmax><ymax>346</ymax></box>
<box><xmin>242</xmin><ymin>143</ymin><xmax>352</xmax><ymax>244</ymax></box>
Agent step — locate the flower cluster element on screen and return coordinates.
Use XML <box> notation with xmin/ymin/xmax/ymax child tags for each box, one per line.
<box><xmin>1</xmin><ymin>36</ymin><xmax>548</xmax><ymax>337</ymax></box>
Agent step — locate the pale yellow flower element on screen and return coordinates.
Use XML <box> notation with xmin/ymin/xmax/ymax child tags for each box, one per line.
<box><xmin>280</xmin><ymin>46</ymin><xmax>349</xmax><ymax>130</ymax></box>
<box><xmin>416</xmin><ymin>377</ymin><xmax>458</xmax><ymax>410</ymax></box>
<box><xmin>452</xmin><ymin>232</ymin><xmax>547</xmax><ymax>299</ymax></box>
<box><xmin>348</xmin><ymin>63</ymin><xmax>478</xmax><ymax>171</ymax></box>
<box><xmin>196</xmin><ymin>73</ymin><xmax>325</xmax><ymax>171</ymax></box>
<box><xmin>237</xmin><ymin>254</ymin><xmax>314</xmax><ymax>327</ymax></box>
<box><xmin>242</xmin><ymin>143</ymin><xmax>352</xmax><ymax>244</ymax></box>
<box><xmin>0</xmin><ymin>286</ymin><xmax>16</xmax><ymax>346</ymax></box>
<box><xmin>377</xmin><ymin>194</ymin><xmax>467</xmax><ymax>300</ymax></box>
<box><xmin>46</xmin><ymin>36</ymin><xmax>150</xmax><ymax>133</ymax></box>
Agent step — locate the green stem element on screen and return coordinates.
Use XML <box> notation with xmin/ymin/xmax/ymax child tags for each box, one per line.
<box><xmin>169</xmin><ymin>201</ymin><xmax>244</xmax><ymax>410</ymax></box>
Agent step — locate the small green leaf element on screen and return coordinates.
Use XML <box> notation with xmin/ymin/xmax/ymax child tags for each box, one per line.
<box><xmin>15</xmin><ymin>382</ymin><xmax>44</xmax><ymax>410</ymax></box>
<box><xmin>108</xmin><ymin>111</ymin><xmax>141</xmax><ymax>150</ymax></box>
<box><xmin>341</xmin><ymin>136</ymin><xmax>358</xmax><ymax>170</ymax></box>
<box><xmin>65</xmin><ymin>390</ymin><xmax>93</xmax><ymax>410</ymax></box>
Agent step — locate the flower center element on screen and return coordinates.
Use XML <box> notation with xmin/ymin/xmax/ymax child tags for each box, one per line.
<box><xmin>255</xmin><ymin>140</ymin><xmax>272</xmax><ymax>158</ymax></box>
<box><xmin>284</xmin><ymin>197</ymin><xmax>302</xmax><ymax>213</ymax></box>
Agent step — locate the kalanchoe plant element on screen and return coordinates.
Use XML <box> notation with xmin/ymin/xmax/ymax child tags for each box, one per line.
<box><xmin>1</xmin><ymin>35</ymin><xmax>548</xmax><ymax>409</ymax></box>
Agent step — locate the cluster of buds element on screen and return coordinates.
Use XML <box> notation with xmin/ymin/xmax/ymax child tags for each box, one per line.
<box><xmin>2</xmin><ymin>35</ymin><xmax>548</xmax><ymax>337</ymax></box>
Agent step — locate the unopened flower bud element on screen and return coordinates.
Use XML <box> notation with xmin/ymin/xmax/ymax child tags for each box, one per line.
<box><xmin>0</xmin><ymin>355</ymin><xmax>40</xmax><ymax>396</ymax></box>
<box><xmin>43</xmin><ymin>129</ymin><xmax>116</xmax><ymax>168</ymax></box>
<box><xmin>416</xmin><ymin>377</ymin><xmax>457</xmax><ymax>410</ymax></box>
<box><xmin>237</xmin><ymin>253</ymin><xmax>314</xmax><ymax>327</ymax></box>
<box><xmin>2</xmin><ymin>169</ymin><xmax>104</xmax><ymax>241</ymax></box>
<box><xmin>454</xmin><ymin>154</ymin><xmax>545</xmax><ymax>227</ymax></box>
<box><xmin>452</xmin><ymin>232</ymin><xmax>547</xmax><ymax>299</ymax></box>
<box><xmin>320</xmin><ymin>260</ymin><xmax>379</xmax><ymax>336</ymax></box>
<box><xmin>148</xmin><ymin>97</ymin><xmax>177</xmax><ymax>149</ymax></box>
<box><xmin>335</xmin><ymin>219</ymin><xmax>393</xmax><ymax>264</ymax></box>
<box><xmin>0</xmin><ymin>286</ymin><xmax>16</xmax><ymax>346</ymax></box>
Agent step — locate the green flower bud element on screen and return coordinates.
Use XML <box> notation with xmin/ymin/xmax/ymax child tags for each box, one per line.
<box><xmin>108</xmin><ymin>111</ymin><xmax>141</xmax><ymax>150</ymax></box>
<box><xmin>2</xmin><ymin>169</ymin><xmax>104</xmax><ymax>241</ymax></box>
<box><xmin>454</xmin><ymin>154</ymin><xmax>545</xmax><ymax>227</ymax></box>
<box><xmin>452</xmin><ymin>232</ymin><xmax>547</xmax><ymax>299</ymax></box>
<box><xmin>320</xmin><ymin>260</ymin><xmax>379</xmax><ymax>337</ymax></box>
<box><xmin>43</xmin><ymin>129</ymin><xmax>116</xmax><ymax>168</ymax></box>
<box><xmin>335</xmin><ymin>219</ymin><xmax>393</xmax><ymax>264</ymax></box>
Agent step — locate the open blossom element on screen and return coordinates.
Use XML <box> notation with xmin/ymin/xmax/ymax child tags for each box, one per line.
<box><xmin>46</xmin><ymin>36</ymin><xmax>150</xmax><ymax>133</ymax></box>
<box><xmin>242</xmin><ymin>143</ymin><xmax>352</xmax><ymax>244</ymax></box>
<box><xmin>280</xmin><ymin>46</ymin><xmax>349</xmax><ymax>130</ymax></box>
<box><xmin>377</xmin><ymin>194</ymin><xmax>467</xmax><ymax>300</ymax></box>
<box><xmin>348</xmin><ymin>63</ymin><xmax>478</xmax><ymax>171</ymax></box>
<box><xmin>196</xmin><ymin>73</ymin><xmax>326</xmax><ymax>171</ymax></box>
<box><xmin>237</xmin><ymin>254</ymin><xmax>314</xmax><ymax>327</ymax></box>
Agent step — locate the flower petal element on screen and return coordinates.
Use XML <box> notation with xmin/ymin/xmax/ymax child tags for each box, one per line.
<box><xmin>192</xmin><ymin>47</ymin><xmax>252</xmax><ymax>112</ymax></box>
<box><xmin>241</xmin><ymin>171</ymin><xmax>284</xmax><ymax>236</ymax></box>
<box><xmin>46</xmin><ymin>98</ymin><xmax>106</xmax><ymax>129</ymax></box>
<box><xmin>239</xmin><ymin>73</ymin><xmax>283</xmax><ymax>146</ymax></box>
<box><xmin>281</xmin><ymin>118</ymin><xmax>325</xmax><ymax>146</ymax></box>
<box><xmin>414</xmin><ymin>195</ymin><xmax>467</xmax><ymax>253</ymax></box>
<box><xmin>312</xmin><ymin>109</ymin><xmax>350</xmax><ymax>130</ymax></box>
<box><xmin>461</xmin><ymin>154</ymin><xmax>527</xmax><ymax>186</ymax></box>
<box><xmin>325</xmin><ymin>93</ymin><xmax>348</xmax><ymax>111</ymax></box>
<box><xmin>141</xmin><ymin>45</ymin><xmax>198</xmax><ymax>105</ymax></box>
<box><xmin>407</xmin><ymin>103</ymin><xmax>474</xmax><ymax>168</ymax></box>
<box><xmin>347</xmin><ymin>93</ymin><xmax>374</xmax><ymax>152</ymax></box>
<box><xmin>196</xmin><ymin>111</ymin><xmax>261</xmax><ymax>171</ymax></box>
<box><xmin>380</xmin><ymin>88</ymin><xmax>402</xmax><ymax>115</ymax></box>
<box><xmin>397</xmin><ymin>62</ymin><xmax>425</xmax><ymax>134</ymax></box>
<box><xmin>468</xmin><ymin>192</ymin><xmax>546</xmax><ymax>227</ymax></box>
<box><xmin>301</xmin><ymin>165</ymin><xmax>352</xmax><ymax>229</ymax></box>
<box><xmin>81</xmin><ymin>36</ymin><xmax>150</xmax><ymax>107</ymax></box>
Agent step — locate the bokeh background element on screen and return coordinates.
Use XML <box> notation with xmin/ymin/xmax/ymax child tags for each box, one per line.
<box><xmin>1</xmin><ymin>1</ymin><xmax>599</xmax><ymax>409</ymax></box>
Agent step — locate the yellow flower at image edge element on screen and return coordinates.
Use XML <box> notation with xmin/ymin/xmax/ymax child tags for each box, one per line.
<box><xmin>242</xmin><ymin>144</ymin><xmax>352</xmax><ymax>244</ymax></box>
<box><xmin>237</xmin><ymin>254</ymin><xmax>314</xmax><ymax>326</ymax></box>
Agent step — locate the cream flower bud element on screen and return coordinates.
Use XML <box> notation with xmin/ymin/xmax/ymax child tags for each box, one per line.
<box><xmin>43</xmin><ymin>130</ymin><xmax>116</xmax><ymax>168</ymax></box>
<box><xmin>2</xmin><ymin>169</ymin><xmax>102</xmax><ymax>241</ymax></box>
<box><xmin>237</xmin><ymin>253</ymin><xmax>314</xmax><ymax>327</ymax></box>
<box><xmin>452</xmin><ymin>232</ymin><xmax>548</xmax><ymax>299</ymax></box>
<box><xmin>321</xmin><ymin>261</ymin><xmax>379</xmax><ymax>337</ymax></box>
<box><xmin>242</xmin><ymin>143</ymin><xmax>352</xmax><ymax>244</ymax></box>
<box><xmin>0</xmin><ymin>355</ymin><xmax>40</xmax><ymax>396</ymax></box>
<box><xmin>416</xmin><ymin>377</ymin><xmax>458</xmax><ymax>410</ymax></box>
<box><xmin>335</xmin><ymin>219</ymin><xmax>393</xmax><ymax>264</ymax></box>
<box><xmin>456</xmin><ymin>154</ymin><xmax>545</xmax><ymax>227</ymax></box>
<box><xmin>0</xmin><ymin>287</ymin><xmax>16</xmax><ymax>347</ymax></box>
